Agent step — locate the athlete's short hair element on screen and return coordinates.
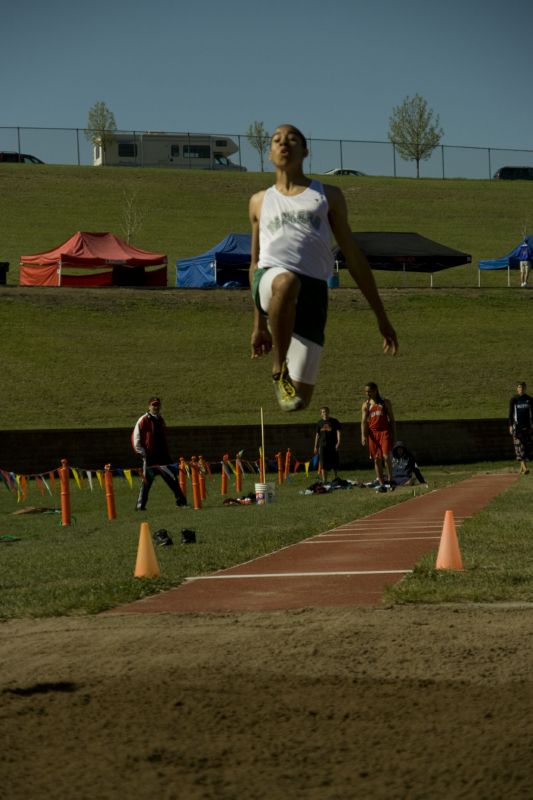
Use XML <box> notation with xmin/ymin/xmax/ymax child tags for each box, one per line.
<box><xmin>273</xmin><ymin>124</ymin><xmax>307</xmax><ymax>150</ymax></box>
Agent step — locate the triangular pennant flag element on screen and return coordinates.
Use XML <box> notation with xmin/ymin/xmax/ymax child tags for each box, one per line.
<box><xmin>72</xmin><ymin>468</ymin><xmax>82</xmax><ymax>490</ymax></box>
<box><xmin>15</xmin><ymin>475</ymin><xmax>23</xmax><ymax>503</ymax></box>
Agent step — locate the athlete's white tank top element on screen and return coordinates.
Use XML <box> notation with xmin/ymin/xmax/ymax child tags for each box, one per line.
<box><xmin>257</xmin><ymin>180</ymin><xmax>334</xmax><ymax>281</ymax></box>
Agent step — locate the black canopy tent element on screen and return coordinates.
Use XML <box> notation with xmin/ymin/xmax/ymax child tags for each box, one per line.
<box><xmin>334</xmin><ymin>232</ymin><xmax>471</xmax><ymax>287</ymax></box>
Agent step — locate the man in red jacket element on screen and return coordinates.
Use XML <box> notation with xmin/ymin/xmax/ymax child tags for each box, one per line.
<box><xmin>132</xmin><ymin>396</ymin><xmax>187</xmax><ymax>510</ymax></box>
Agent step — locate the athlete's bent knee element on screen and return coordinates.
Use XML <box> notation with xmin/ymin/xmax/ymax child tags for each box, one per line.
<box><xmin>271</xmin><ymin>271</ymin><xmax>301</xmax><ymax>300</ymax></box>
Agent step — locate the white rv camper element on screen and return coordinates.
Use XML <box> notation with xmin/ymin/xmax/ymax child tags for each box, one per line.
<box><xmin>93</xmin><ymin>132</ymin><xmax>246</xmax><ymax>171</ymax></box>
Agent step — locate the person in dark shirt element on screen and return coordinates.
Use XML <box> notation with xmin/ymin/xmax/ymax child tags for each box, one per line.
<box><xmin>314</xmin><ymin>406</ymin><xmax>342</xmax><ymax>482</ymax></box>
<box><xmin>132</xmin><ymin>396</ymin><xmax>187</xmax><ymax>510</ymax></box>
<box><xmin>508</xmin><ymin>381</ymin><xmax>533</xmax><ymax>474</ymax></box>
<box><xmin>391</xmin><ymin>442</ymin><xmax>427</xmax><ymax>486</ymax></box>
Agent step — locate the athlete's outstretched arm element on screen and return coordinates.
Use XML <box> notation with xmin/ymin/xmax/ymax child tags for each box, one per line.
<box><xmin>326</xmin><ymin>185</ymin><xmax>398</xmax><ymax>355</ymax></box>
<box><xmin>249</xmin><ymin>192</ymin><xmax>272</xmax><ymax>359</ymax></box>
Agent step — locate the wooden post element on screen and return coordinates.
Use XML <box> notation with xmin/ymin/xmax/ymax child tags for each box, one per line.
<box><xmin>104</xmin><ymin>463</ymin><xmax>116</xmax><ymax>520</ymax></box>
<box><xmin>221</xmin><ymin>454</ymin><xmax>229</xmax><ymax>495</ymax></box>
<box><xmin>178</xmin><ymin>457</ymin><xmax>187</xmax><ymax>500</ymax></box>
<box><xmin>276</xmin><ymin>452</ymin><xmax>283</xmax><ymax>485</ymax></box>
<box><xmin>284</xmin><ymin>448</ymin><xmax>292</xmax><ymax>481</ymax></box>
<box><xmin>198</xmin><ymin>455</ymin><xmax>207</xmax><ymax>501</ymax></box>
<box><xmin>190</xmin><ymin>456</ymin><xmax>202</xmax><ymax>510</ymax></box>
<box><xmin>59</xmin><ymin>458</ymin><xmax>71</xmax><ymax>526</ymax></box>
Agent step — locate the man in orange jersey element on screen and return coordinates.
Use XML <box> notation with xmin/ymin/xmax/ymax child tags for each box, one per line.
<box><xmin>361</xmin><ymin>382</ymin><xmax>396</xmax><ymax>492</ymax></box>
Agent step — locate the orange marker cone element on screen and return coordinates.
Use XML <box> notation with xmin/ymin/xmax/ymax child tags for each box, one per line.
<box><xmin>134</xmin><ymin>522</ymin><xmax>160</xmax><ymax>578</ymax></box>
<box><xmin>436</xmin><ymin>510</ymin><xmax>464</xmax><ymax>571</ymax></box>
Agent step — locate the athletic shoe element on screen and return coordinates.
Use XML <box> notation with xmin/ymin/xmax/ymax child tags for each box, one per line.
<box><xmin>181</xmin><ymin>528</ymin><xmax>197</xmax><ymax>544</ymax></box>
<box><xmin>153</xmin><ymin>528</ymin><xmax>173</xmax><ymax>546</ymax></box>
<box><xmin>272</xmin><ymin>363</ymin><xmax>303</xmax><ymax>411</ymax></box>
<box><xmin>375</xmin><ymin>484</ymin><xmax>387</xmax><ymax>493</ymax></box>
<box><xmin>176</xmin><ymin>496</ymin><xmax>187</xmax><ymax>507</ymax></box>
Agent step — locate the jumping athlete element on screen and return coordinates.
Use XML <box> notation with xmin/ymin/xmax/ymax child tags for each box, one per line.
<box><xmin>249</xmin><ymin>124</ymin><xmax>398</xmax><ymax>412</ymax></box>
<box><xmin>361</xmin><ymin>382</ymin><xmax>396</xmax><ymax>492</ymax></box>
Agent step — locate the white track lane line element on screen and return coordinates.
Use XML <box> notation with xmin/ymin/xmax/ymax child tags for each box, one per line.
<box><xmin>304</xmin><ymin>536</ymin><xmax>441</xmax><ymax>543</ymax></box>
<box><xmin>186</xmin><ymin>569</ymin><xmax>413</xmax><ymax>581</ymax></box>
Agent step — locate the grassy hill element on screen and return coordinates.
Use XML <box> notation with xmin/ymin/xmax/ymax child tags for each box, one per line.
<box><xmin>1</xmin><ymin>164</ymin><xmax>533</xmax><ymax>287</ymax></box>
<box><xmin>1</xmin><ymin>165</ymin><xmax>533</xmax><ymax>429</ymax></box>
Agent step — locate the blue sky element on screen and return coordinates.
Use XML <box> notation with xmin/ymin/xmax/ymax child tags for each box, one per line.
<box><xmin>2</xmin><ymin>0</ymin><xmax>533</xmax><ymax>157</ymax></box>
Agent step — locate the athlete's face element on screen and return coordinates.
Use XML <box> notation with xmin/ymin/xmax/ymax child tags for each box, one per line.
<box><xmin>517</xmin><ymin>384</ymin><xmax>526</xmax><ymax>395</ymax></box>
<box><xmin>320</xmin><ymin>407</ymin><xmax>329</xmax><ymax>419</ymax></box>
<box><xmin>269</xmin><ymin>126</ymin><xmax>308</xmax><ymax>168</ymax></box>
<box><xmin>365</xmin><ymin>386</ymin><xmax>378</xmax><ymax>400</ymax></box>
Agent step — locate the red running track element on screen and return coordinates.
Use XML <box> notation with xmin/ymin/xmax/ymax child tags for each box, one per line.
<box><xmin>109</xmin><ymin>473</ymin><xmax>517</xmax><ymax>614</ymax></box>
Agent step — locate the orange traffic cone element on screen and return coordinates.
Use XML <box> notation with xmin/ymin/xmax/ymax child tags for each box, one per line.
<box><xmin>436</xmin><ymin>510</ymin><xmax>464</xmax><ymax>571</ymax></box>
<box><xmin>134</xmin><ymin>522</ymin><xmax>160</xmax><ymax>578</ymax></box>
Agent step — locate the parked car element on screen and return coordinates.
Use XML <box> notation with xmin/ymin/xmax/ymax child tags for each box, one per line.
<box><xmin>324</xmin><ymin>168</ymin><xmax>366</xmax><ymax>176</ymax></box>
<box><xmin>493</xmin><ymin>166</ymin><xmax>533</xmax><ymax>180</ymax></box>
<box><xmin>0</xmin><ymin>151</ymin><xmax>45</xmax><ymax>164</ymax></box>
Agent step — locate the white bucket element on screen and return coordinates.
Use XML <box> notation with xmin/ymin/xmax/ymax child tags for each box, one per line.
<box><xmin>255</xmin><ymin>482</ymin><xmax>275</xmax><ymax>505</ymax></box>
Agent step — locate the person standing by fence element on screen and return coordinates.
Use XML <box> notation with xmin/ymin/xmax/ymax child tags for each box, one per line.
<box><xmin>361</xmin><ymin>382</ymin><xmax>396</xmax><ymax>492</ymax></box>
<box><xmin>132</xmin><ymin>396</ymin><xmax>187</xmax><ymax>510</ymax></box>
<box><xmin>508</xmin><ymin>381</ymin><xmax>533</xmax><ymax>474</ymax></box>
<box><xmin>314</xmin><ymin>406</ymin><xmax>342</xmax><ymax>483</ymax></box>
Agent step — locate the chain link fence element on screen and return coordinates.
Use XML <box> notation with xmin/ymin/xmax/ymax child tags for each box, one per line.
<box><xmin>2</xmin><ymin>126</ymin><xmax>533</xmax><ymax>180</ymax></box>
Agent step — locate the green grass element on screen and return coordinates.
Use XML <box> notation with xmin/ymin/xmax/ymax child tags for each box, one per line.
<box><xmin>2</xmin><ymin>464</ymin><xmax>531</xmax><ymax>618</ymax></box>
<box><xmin>4</xmin><ymin>462</ymin><xmax>527</xmax><ymax>619</ymax></box>
<box><xmin>1</xmin><ymin>164</ymin><xmax>533</xmax><ymax>287</ymax></box>
<box><xmin>385</xmin><ymin>473</ymin><xmax>533</xmax><ymax>604</ymax></box>
<box><xmin>1</xmin><ymin>287</ymin><xmax>532</xmax><ymax>428</ymax></box>
<box><xmin>2</xmin><ymin>166</ymin><xmax>533</xmax><ymax>615</ymax></box>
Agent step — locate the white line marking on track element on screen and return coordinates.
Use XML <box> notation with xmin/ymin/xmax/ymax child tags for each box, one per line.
<box><xmin>186</xmin><ymin>569</ymin><xmax>412</xmax><ymax>581</ymax></box>
<box><xmin>324</xmin><ymin>525</ymin><xmax>446</xmax><ymax>533</ymax></box>
<box><xmin>304</xmin><ymin>536</ymin><xmax>441</xmax><ymax>543</ymax></box>
<box><xmin>333</xmin><ymin>519</ymin><xmax>465</xmax><ymax>524</ymax></box>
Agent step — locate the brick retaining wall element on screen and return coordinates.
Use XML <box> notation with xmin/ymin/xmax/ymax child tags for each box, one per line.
<box><xmin>1</xmin><ymin>419</ymin><xmax>514</xmax><ymax>474</ymax></box>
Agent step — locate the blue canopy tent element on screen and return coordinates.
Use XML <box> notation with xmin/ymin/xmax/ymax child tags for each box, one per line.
<box><xmin>177</xmin><ymin>230</ymin><xmax>471</xmax><ymax>289</ymax></box>
<box><xmin>176</xmin><ymin>233</ymin><xmax>251</xmax><ymax>288</ymax></box>
<box><xmin>478</xmin><ymin>235</ymin><xmax>533</xmax><ymax>287</ymax></box>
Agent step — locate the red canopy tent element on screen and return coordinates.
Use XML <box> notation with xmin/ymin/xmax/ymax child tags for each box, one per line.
<box><xmin>19</xmin><ymin>231</ymin><xmax>167</xmax><ymax>287</ymax></box>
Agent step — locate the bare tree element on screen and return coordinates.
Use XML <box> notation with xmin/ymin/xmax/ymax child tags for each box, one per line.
<box><xmin>85</xmin><ymin>101</ymin><xmax>117</xmax><ymax>165</ymax></box>
<box><xmin>389</xmin><ymin>95</ymin><xmax>443</xmax><ymax>178</ymax></box>
<box><xmin>247</xmin><ymin>121</ymin><xmax>270</xmax><ymax>172</ymax></box>
<box><xmin>120</xmin><ymin>188</ymin><xmax>145</xmax><ymax>244</ymax></box>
